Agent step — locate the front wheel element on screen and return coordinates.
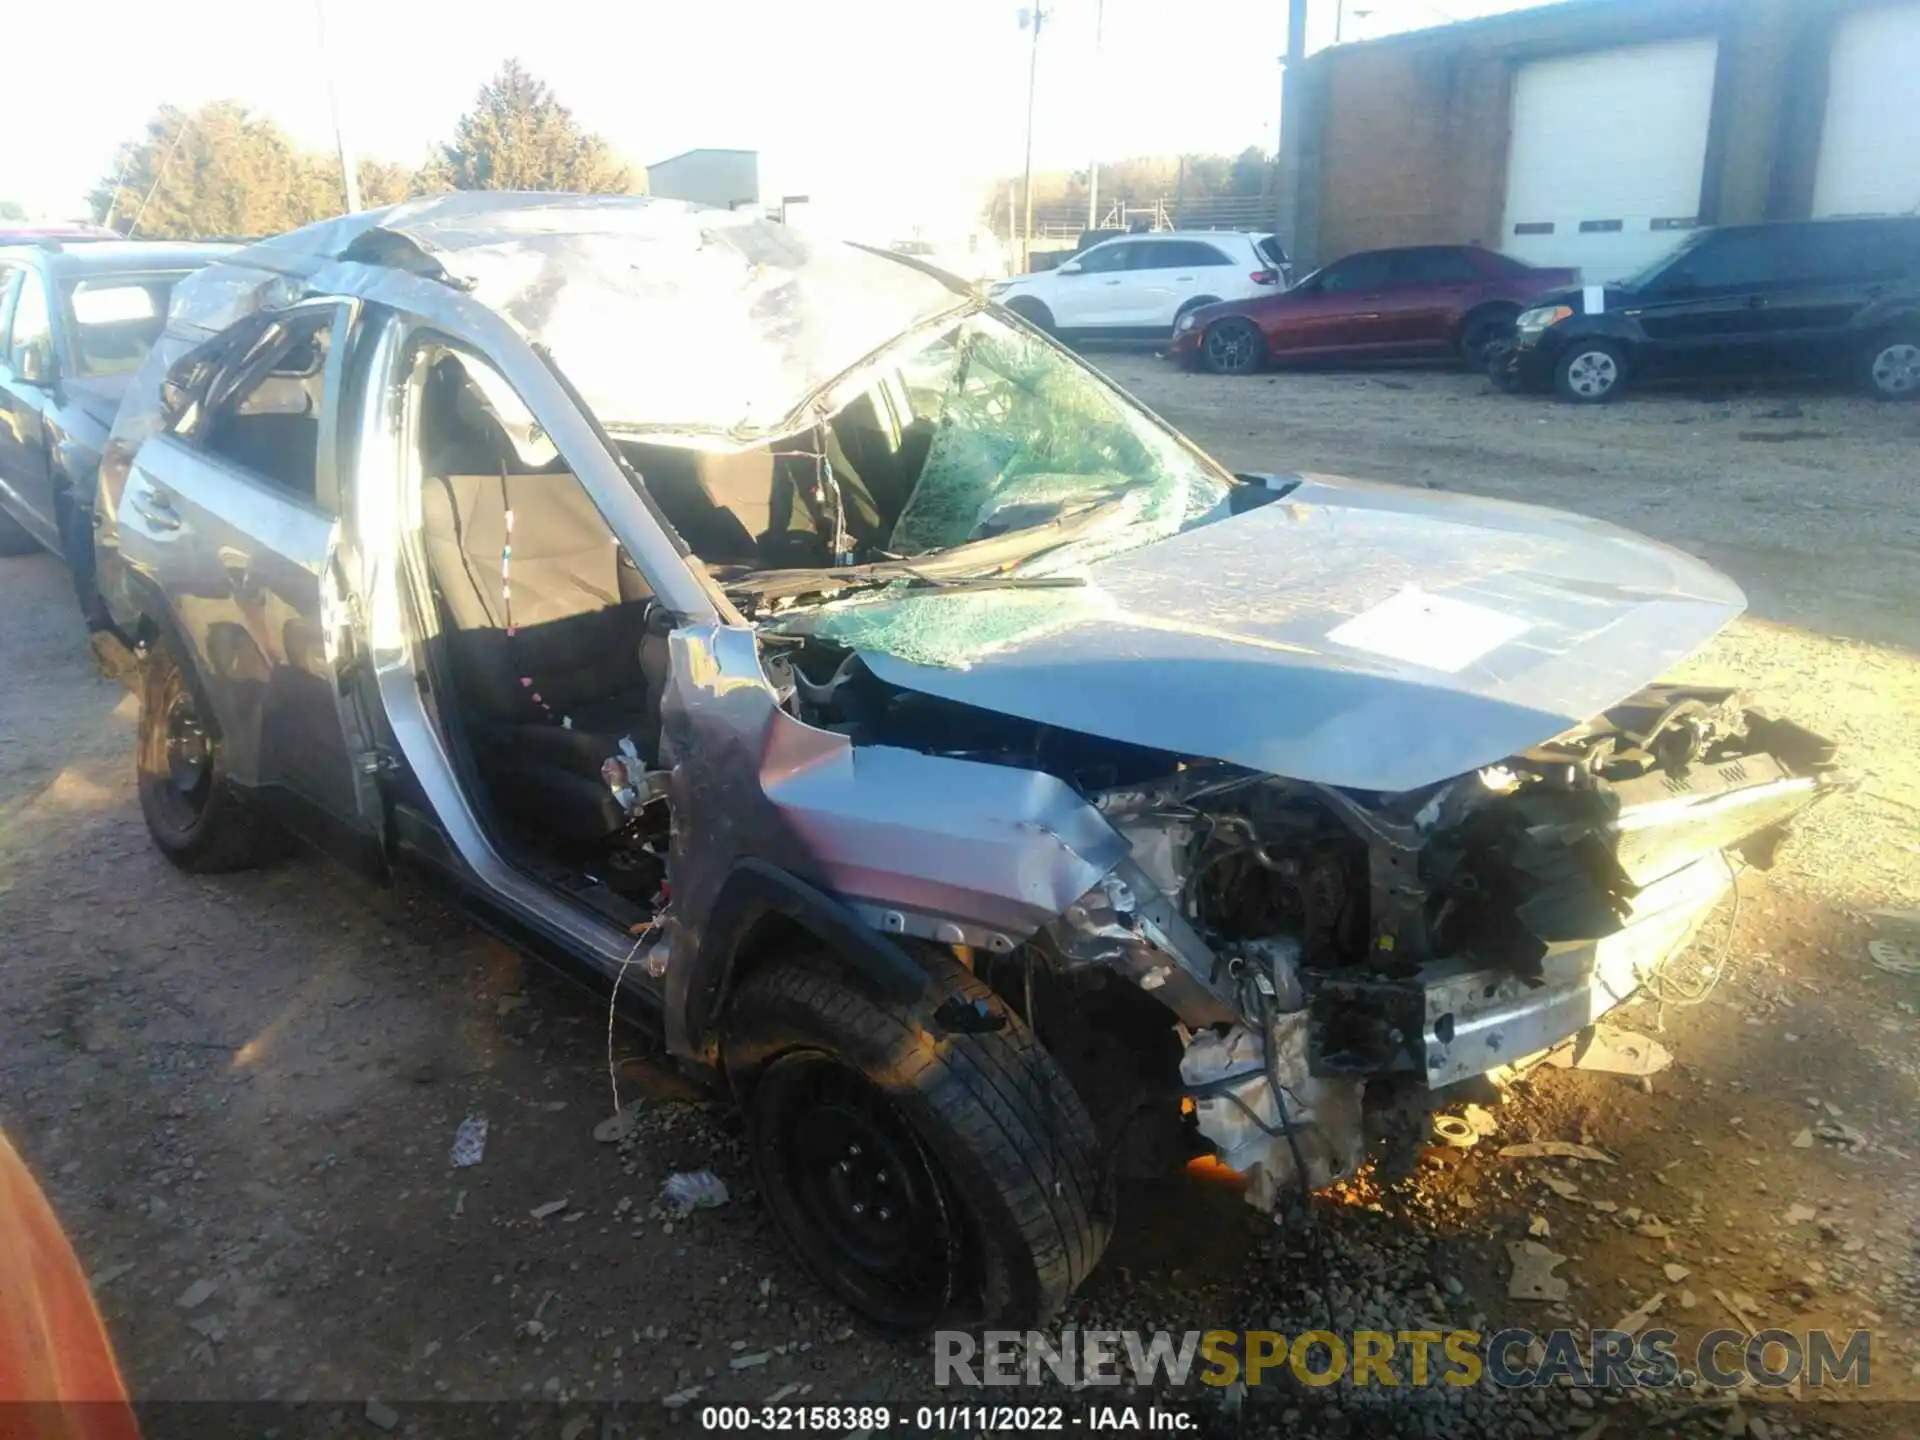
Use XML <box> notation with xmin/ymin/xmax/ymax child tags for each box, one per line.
<box><xmin>722</xmin><ymin>953</ymin><xmax>1109</xmax><ymax>1332</ymax></box>
<box><xmin>1201</xmin><ymin>317</ymin><xmax>1266</xmax><ymax>375</ymax></box>
<box><xmin>1554</xmin><ymin>340</ymin><xmax>1627</xmax><ymax>403</ymax></box>
<box><xmin>1002</xmin><ymin>296</ymin><xmax>1055</xmax><ymax>335</ymax></box>
<box><xmin>137</xmin><ymin>633</ymin><xmax>282</xmax><ymax>872</ymax></box>
<box><xmin>1862</xmin><ymin>333</ymin><xmax>1920</xmax><ymax>400</ymax></box>
<box><xmin>1459</xmin><ymin>307</ymin><xmax>1519</xmax><ymax>368</ymax></box>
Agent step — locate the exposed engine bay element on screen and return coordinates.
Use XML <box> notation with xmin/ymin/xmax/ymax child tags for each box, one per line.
<box><xmin>776</xmin><ymin>648</ymin><xmax>1844</xmax><ymax>1209</ymax></box>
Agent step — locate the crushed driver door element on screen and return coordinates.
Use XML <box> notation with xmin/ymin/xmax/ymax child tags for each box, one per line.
<box><xmin>116</xmin><ymin>298</ymin><xmax>388</xmax><ymax>873</ymax></box>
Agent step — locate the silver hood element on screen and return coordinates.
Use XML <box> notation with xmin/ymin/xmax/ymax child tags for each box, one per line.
<box><xmin>853</xmin><ymin>476</ymin><xmax>1746</xmax><ymax>793</ymax></box>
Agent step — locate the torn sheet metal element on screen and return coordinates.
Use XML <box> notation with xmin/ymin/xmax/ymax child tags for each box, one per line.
<box><xmin>122</xmin><ymin>192</ymin><xmax>967</xmax><ymax>452</ymax></box>
<box><xmin>856</xmin><ymin>474</ymin><xmax>1745</xmax><ymax>793</ymax></box>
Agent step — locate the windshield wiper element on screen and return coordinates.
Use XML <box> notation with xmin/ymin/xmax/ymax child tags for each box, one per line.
<box><xmin>888</xmin><ymin>572</ymin><xmax>1087</xmax><ymax>595</ymax></box>
<box><xmin>735</xmin><ymin>569</ymin><xmax>1088</xmax><ymax>604</ymax></box>
<box><xmin>728</xmin><ymin>495</ymin><xmax>1131</xmax><ymax>603</ymax></box>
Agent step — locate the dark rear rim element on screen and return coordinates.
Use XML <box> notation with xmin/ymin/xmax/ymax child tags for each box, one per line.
<box><xmin>751</xmin><ymin>1053</ymin><xmax>962</xmax><ymax>1331</ymax></box>
<box><xmin>1204</xmin><ymin>319</ymin><xmax>1263</xmax><ymax>375</ymax></box>
<box><xmin>149</xmin><ymin>669</ymin><xmax>216</xmax><ymax>834</ymax></box>
<box><xmin>1871</xmin><ymin>341</ymin><xmax>1920</xmax><ymax>397</ymax></box>
<box><xmin>1461</xmin><ymin>313</ymin><xmax>1516</xmax><ymax>367</ymax></box>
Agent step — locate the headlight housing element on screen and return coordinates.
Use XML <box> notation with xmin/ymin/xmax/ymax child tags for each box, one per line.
<box><xmin>1516</xmin><ymin>304</ymin><xmax>1574</xmax><ymax>335</ymax></box>
<box><xmin>1176</xmin><ymin>312</ymin><xmax>1198</xmax><ymax>333</ymax></box>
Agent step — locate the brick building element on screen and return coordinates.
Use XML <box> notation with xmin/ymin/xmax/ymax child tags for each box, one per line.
<box><xmin>1281</xmin><ymin>0</ymin><xmax>1920</xmax><ymax>278</ymax></box>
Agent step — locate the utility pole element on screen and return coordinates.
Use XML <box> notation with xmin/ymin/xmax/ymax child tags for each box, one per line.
<box><xmin>1020</xmin><ymin>6</ymin><xmax>1046</xmax><ymax>265</ymax></box>
<box><xmin>315</xmin><ymin>0</ymin><xmax>363</xmax><ymax>213</ymax></box>
<box><xmin>1087</xmin><ymin>0</ymin><xmax>1104</xmax><ymax>232</ymax></box>
<box><xmin>1274</xmin><ymin>0</ymin><xmax>1309</xmax><ymax>259</ymax></box>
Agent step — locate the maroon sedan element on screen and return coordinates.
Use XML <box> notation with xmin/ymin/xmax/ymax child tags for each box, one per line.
<box><xmin>1169</xmin><ymin>244</ymin><xmax>1576</xmax><ymax>375</ymax></box>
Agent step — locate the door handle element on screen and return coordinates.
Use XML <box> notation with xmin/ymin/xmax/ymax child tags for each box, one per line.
<box><xmin>1745</xmin><ymin>295</ymin><xmax>1767</xmax><ymax>309</ymax></box>
<box><xmin>1102</xmin><ymin>279</ymin><xmax>1122</xmax><ymax>285</ymax></box>
<box><xmin>132</xmin><ymin>488</ymin><xmax>181</xmax><ymax>531</ymax></box>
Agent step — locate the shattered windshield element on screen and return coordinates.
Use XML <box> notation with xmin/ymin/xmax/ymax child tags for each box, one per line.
<box><xmin>744</xmin><ymin>309</ymin><xmax>1235</xmax><ymax>667</ymax></box>
<box><xmin>880</xmin><ymin>311</ymin><xmax>1230</xmax><ymax>557</ymax></box>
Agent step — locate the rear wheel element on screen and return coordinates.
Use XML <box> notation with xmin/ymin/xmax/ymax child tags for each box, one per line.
<box><xmin>1554</xmin><ymin>340</ymin><xmax>1627</xmax><ymax>403</ymax></box>
<box><xmin>1458</xmin><ymin>306</ymin><xmax>1519</xmax><ymax>367</ymax></box>
<box><xmin>57</xmin><ymin>493</ymin><xmax>110</xmax><ymax>631</ymax></box>
<box><xmin>137</xmin><ymin>633</ymin><xmax>282</xmax><ymax>872</ymax></box>
<box><xmin>1862</xmin><ymin>333</ymin><xmax>1920</xmax><ymax>400</ymax></box>
<box><xmin>722</xmin><ymin>953</ymin><xmax>1109</xmax><ymax>1332</ymax></box>
<box><xmin>1003</xmin><ymin>296</ymin><xmax>1055</xmax><ymax>335</ymax></box>
<box><xmin>1201</xmin><ymin>317</ymin><xmax>1266</xmax><ymax>376</ymax></box>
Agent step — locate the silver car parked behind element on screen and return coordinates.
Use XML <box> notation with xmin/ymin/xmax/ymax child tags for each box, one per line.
<box><xmin>94</xmin><ymin>194</ymin><xmax>1843</xmax><ymax>1331</ymax></box>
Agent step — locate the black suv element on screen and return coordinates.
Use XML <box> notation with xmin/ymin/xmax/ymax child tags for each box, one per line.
<box><xmin>0</xmin><ymin>239</ymin><xmax>232</xmax><ymax>617</ymax></box>
<box><xmin>1494</xmin><ymin>217</ymin><xmax>1920</xmax><ymax>403</ymax></box>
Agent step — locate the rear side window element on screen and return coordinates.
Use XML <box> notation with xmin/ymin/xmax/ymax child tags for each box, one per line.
<box><xmin>1136</xmin><ymin>240</ymin><xmax>1234</xmax><ymax>269</ymax></box>
<box><xmin>177</xmin><ymin>311</ymin><xmax>337</xmax><ymax>509</ymax></box>
<box><xmin>1787</xmin><ymin>222</ymin><xmax>1919</xmax><ymax>284</ymax></box>
<box><xmin>1391</xmin><ymin>249</ymin><xmax>1480</xmax><ymax>284</ymax></box>
<box><xmin>64</xmin><ymin>276</ymin><xmax>176</xmax><ymax>377</ymax></box>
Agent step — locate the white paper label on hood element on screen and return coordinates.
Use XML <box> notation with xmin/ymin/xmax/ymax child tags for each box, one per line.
<box><xmin>1583</xmin><ymin>284</ymin><xmax>1606</xmax><ymax>316</ymax></box>
<box><xmin>1326</xmin><ymin>587</ymin><xmax>1532</xmax><ymax>674</ymax></box>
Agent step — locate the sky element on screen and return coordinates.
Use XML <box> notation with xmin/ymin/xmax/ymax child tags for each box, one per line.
<box><xmin>11</xmin><ymin>0</ymin><xmax>1572</xmax><ymax>236</ymax></box>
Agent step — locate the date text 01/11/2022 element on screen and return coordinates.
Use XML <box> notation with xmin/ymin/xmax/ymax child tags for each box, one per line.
<box><xmin>697</xmin><ymin>1405</ymin><xmax>1198</xmax><ymax>1431</ymax></box>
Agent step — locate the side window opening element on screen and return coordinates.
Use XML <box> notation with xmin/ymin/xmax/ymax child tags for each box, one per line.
<box><xmin>7</xmin><ymin>274</ymin><xmax>53</xmax><ymax>376</ymax></box>
<box><xmin>65</xmin><ymin>278</ymin><xmax>172</xmax><ymax>376</ymax></box>
<box><xmin>1320</xmin><ymin>254</ymin><xmax>1392</xmax><ymax>293</ymax></box>
<box><xmin>182</xmin><ymin>313</ymin><xmax>335</xmax><ymax>507</ymax></box>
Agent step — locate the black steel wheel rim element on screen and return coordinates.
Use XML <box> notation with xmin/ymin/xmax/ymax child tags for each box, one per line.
<box><xmin>149</xmin><ymin>669</ymin><xmax>215</xmax><ymax>832</ymax></box>
<box><xmin>757</xmin><ymin>1055</ymin><xmax>960</xmax><ymax>1330</ymax></box>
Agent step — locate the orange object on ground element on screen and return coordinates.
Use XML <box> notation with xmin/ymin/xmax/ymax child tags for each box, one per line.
<box><xmin>0</xmin><ymin>1127</ymin><xmax>140</xmax><ymax>1439</ymax></box>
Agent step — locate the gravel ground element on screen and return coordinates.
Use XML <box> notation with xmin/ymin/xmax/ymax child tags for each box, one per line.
<box><xmin>2</xmin><ymin>359</ymin><xmax>1917</xmax><ymax>1439</ymax></box>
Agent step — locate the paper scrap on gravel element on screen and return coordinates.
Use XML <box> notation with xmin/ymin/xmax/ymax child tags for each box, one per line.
<box><xmin>1506</xmin><ymin>1240</ymin><xmax>1571</xmax><ymax>1301</ymax></box>
<box><xmin>449</xmin><ymin>1113</ymin><xmax>489</xmax><ymax>1168</ymax></box>
<box><xmin>1501</xmin><ymin>1141</ymin><xmax>1616</xmax><ymax>1164</ymax></box>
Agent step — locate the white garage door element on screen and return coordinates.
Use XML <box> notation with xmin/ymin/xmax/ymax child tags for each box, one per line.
<box><xmin>1812</xmin><ymin>3</ymin><xmax>1920</xmax><ymax>217</ymax></box>
<box><xmin>1501</xmin><ymin>38</ymin><xmax>1720</xmax><ymax>282</ymax></box>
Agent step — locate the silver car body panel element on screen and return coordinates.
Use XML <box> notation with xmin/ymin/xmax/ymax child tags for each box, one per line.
<box><xmin>1416</xmin><ymin>852</ymin><xmax>1732</xmax><ymax>1087</ymax></box>
<box><xmin>99</xmin><ymin>195</ymin><xmax>1790</xmax><ymax>1123</ymax></box>
<box><xmin>856</xmin><ymin>476</ymin><xmax>1747</xmax><ymax>794</ymax></box>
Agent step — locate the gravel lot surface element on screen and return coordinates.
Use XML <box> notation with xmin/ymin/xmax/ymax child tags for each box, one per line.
<box><xmin>2</xmin><ymin>357</ymin><xmax>1916</xmax><ymax>1438</ymax></box>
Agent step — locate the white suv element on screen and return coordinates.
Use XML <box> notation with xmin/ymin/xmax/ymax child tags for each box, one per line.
<box><xmin>990</xmin><ymin>231</ymin><xmax>1288</xmax><ymax>340</ymax></box>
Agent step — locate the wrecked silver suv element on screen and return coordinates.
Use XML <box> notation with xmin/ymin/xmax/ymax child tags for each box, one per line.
<box><xmin>92</xmin><ymin>195</ymin><xmax>1842</xmax><ymax>1332</ymax></box>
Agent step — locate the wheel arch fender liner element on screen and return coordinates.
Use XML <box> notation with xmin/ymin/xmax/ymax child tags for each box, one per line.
<box><xmin>682</xmin><ymin>857</ymin><xmax>935</xmax><ymax>1060</ymax></box>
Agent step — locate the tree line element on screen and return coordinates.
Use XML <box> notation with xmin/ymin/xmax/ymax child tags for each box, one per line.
<box><xmin>88</xmin><ymin>60</ymin><xmax>635</xmax><ymax>241</ymax></box>
<box><xmin>996</xmin><ymin>146</ymin><xmax>1275</xmax><ymax>223</ymax></box>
